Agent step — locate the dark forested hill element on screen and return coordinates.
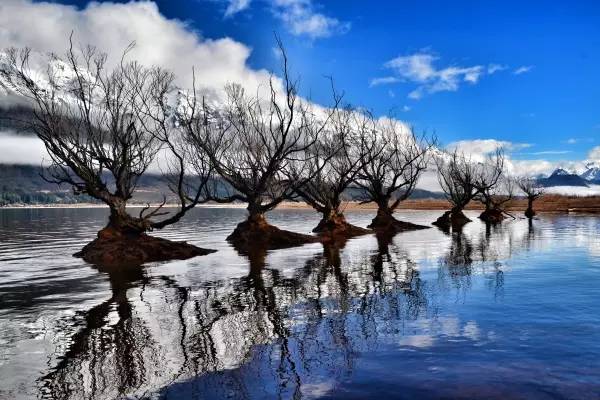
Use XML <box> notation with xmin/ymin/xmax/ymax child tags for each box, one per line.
<box><xmin>0</xmin><ymin>163</ymin><xmax>445</xmax><ymax>206</ymax></box>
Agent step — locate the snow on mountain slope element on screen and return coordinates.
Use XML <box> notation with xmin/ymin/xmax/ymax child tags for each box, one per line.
<box><xmin>580</xmin><ymin>163</ymin><xmax>600</xmax><ymax>183</ymax></box>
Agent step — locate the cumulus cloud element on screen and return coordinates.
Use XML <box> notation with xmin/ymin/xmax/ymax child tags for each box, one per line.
<box><xmin>588</xmin><ymin>146</ymin><xmax>600</xmax><ymax>162</ymax></box>
<box><xmin>0</xmin><ymin>0</ymin><xmax>330</xmax><ymax>165</ymax></box>
<box><xmin>513</xmin><ymin>65</ymin><xmax>533</xmax><ymax>75</ymax></box>
<box><xmin>371</xmin><ymin>51</ymin><xmax>491</xmax><ymax>99</ymax></box>
<box><xmin>447</xmin><ymin>139</ymin><xmax>531</xmax><ymax>159</ymax></box>
<box><xmin>0</xmin><ymin>0</ymin><xmax>273</xmax><ymax>95</ymax></box>
<box><xmin>443</xmin><ymin>139</ymin><xmax>556</xmax><ymax>178</ymax></box>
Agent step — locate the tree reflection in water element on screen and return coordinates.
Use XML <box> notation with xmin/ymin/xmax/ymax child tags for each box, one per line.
<box><xmin>38</xmin><ymin>223</ymin><xmax>533</xmax><ymax>400</ymax></box>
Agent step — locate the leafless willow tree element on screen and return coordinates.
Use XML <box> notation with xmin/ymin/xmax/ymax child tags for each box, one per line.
<box><xmin>433</xmin><ymin>150</ymin><xmax>478</xmax><ymax>230</ymax></box>
<box><xmin>517</xmin><ymin>176</ymin><xmax>545</xmax><ymax>219</ymax></box>
<box><xmin>0</xmin><ymin>40</ymin><xmax>213</xmax><ymax>263</ymax></box>
<box><xmin>355</xmin><ymin>117</ymin><xmax>433</xmax><ymax>232</ymax></box>
<box><xmin>182</xmin><ymin>41</ymin><xmax>339</xmax><ymax>247</ymax></box>
<box><xmin>286</xmin><ymin>106</ymin><xmax>373</xmax><ymax>236</ymax></box>
<box><xmin>472</xmin><ymin>150</ymin><xmax>511</xmax><ymax>223</ymax></box>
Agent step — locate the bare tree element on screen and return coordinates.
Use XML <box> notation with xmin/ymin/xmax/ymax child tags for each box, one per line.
<box><xmin>182</xmin><ymin>40</ymin><xmax>338</xmax><ymax>249</ymax></box>
<box><xmin>517</xmin><ymin>176</ymin><xmax>545</xmax><ymax>219</ymax></box>
<box><xmin>432</xmin><ymin>150</ymin><xmax>478</xmax><ymax>230</ymax></box>
<box><xmin>473</xmin><ymin>149</ymin><xmax>510</xmax><ymax>223</ymax></box>
<box><xmin>286</xmin><ymin>106</ymin><xmax>372</xmax><ymax>236</ymax></box>
<box><xmin>1</xmin><ymin>41</ymin><xmax>213</xmax><ymax>264</ymax></box>
<box><xmin>478</xmin><ymin>176</ymin><xmax>516</xmax><ymax>221</ymax></box>
<box><xmin>355</xmin><ymin>117</ymin><xmax>433</xmax><ymax>232</ymax></box>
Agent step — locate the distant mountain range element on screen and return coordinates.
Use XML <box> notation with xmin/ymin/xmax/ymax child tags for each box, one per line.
<box><xmin>537</xmin><ymin>165</ymin><xmax>600</xmax><ymax>188</ymax></box>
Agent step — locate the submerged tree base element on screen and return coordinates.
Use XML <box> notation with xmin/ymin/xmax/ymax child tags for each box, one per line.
<box><xmin>227</xmin><ymin>215</ymin><xmax>319</xmax><ymax>252</ymax></box>
<box><xmin>368</xmin><ymin>213</ymin><xmax>429</xmax><ymax>233</ymax></box>
<box><xmin>75</xmin><ymin>227</ymin><xmax>215</xmax><ymax>267</ymax></box>
<box><xmin>313</xmin><ymin>214</ymin><xmax>371</xmax><ymax>240</ymax></box>
<box><xmin>479</xmin><ymin>208</ymin><xmax>505</xmax><ymax>224</ymax></box>
<box><xmin>525</xmin><ymin>208</ymin><xmax>536</xmax><ymax>219</ymax></box>
<box><xmin>432</xmin><ymin>210</ymin><xmax>472</xmax><ymax>231</ymax></box>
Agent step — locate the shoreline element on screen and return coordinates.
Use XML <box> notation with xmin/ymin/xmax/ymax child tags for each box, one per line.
<box><xmin>1</xmin><ymin>196</ymin><xmax>599</xmax><ymax>214</ymax></box>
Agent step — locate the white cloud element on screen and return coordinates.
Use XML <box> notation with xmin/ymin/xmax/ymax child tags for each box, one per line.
<box><xmin>402</xmin><ymin>105</ymin><xmax>411</xmax><ymax>112</ymax></box>
<box><xmin>0</xmin><ymin>130</ymin><xmax>49</xmax><ymax>165</ymax></box>
<box><xmin>224</xmin><ymin>0</ymin><xmax>251</xmax><ymax>17</ymax></box>
<box><xmin>369</xmin><ymin>76</ymin><xmax>401</xmax><ymax>87</ymax></box>
<box><xmin>447</xmin><ymin>139</ymin><xmax>531</xmax><ymax>158</ymax></box>
<box><xmin>271</xmin><ymin>0</ymin><xmax>350</xmax><ymax>39</ymax></box>
<box><xmin>525</xmin><ymin>150</ymin><xmax>572</xmax><ymax>156</ymax></box>
<box><xmin>215</xmin><ymin>0</ymin><xmax>350</xmax><ymax>39</ymax></box>
<box><xmin>0</xmin><ymin>0</ymin><xmax>273</xmax><ymax>94</ymax></box>
<box><xmin>0</xmin><ymin>0</ymin><xmax>331</xmax><ymax>165</ymax></box>
<box><xmin>563</xmin><ymin>137</ymin><xmax>594</xmax><ymax>145</ymax></box>
<box><xmin>487</xmin><ymin>64</ymin><xmax>507</xmax><ymax>74</ymax></box>
<box><xmin>588</xmin><ymin>146</ymin><xmax>600</xmax><ymax>162</ymax></box>
<box><xmin>380</xmin><ymin>51</ymin><xmax>488</xmax><ymax>99</ymax></box>
<box><xmin>544</xmin><ymin>185</ymin><xmax>600</xmax><ymax>196</ymax></box>
<box><xmin>513</xmin><ymin>65</ymin><xmax>533</xmax><ymax>75</ymax></box>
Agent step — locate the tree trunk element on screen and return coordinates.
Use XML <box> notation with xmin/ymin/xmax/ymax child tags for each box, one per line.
<box><xmin>246</xmin><ymin>198</ymin><xmax>268</xmax><ymax>226</ymax></box>
<box><xmin>368</xmin><ymin>197</ymin><xmax>394</xmax><ymax>229</ymax></box>
<box><xmin>98</xmin><ymin>200</ymin><xmax>148</xmax><ymax>240</ymax></box>
<box><xmin>525</xmin><ymin>197</ymin><xmax>536</xmax><ymax>219</ymax></box>
<box><xmin>76</xmin><ymin>198</ymin><xmax>214</xmax><ymax>266</ymax></box>
<box><xmin>313</xmin><ymin>208</ymin><xmax>347</xmax><ymax>232</ymax></box>
<box><xmin>433</xmin><ymin>206</ymin><xmax>472</xmax><ymax>231</ymax></box>
<box><xmin>226</xmin><ymin>197</ymin><xmax>318</xmax><ymax>251</ymax></box>
<box><xmin>369</xmin><ymin>197</ymin><xmax>429</xmax><ymax>232</ymax></box>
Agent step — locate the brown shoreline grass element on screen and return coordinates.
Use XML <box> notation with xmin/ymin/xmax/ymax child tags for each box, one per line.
<box><xmin>1</xmin><ymin>195</ymin><xmax>599</xmax><ymax>213</ymax></box>
<box><xmin>280</xmin><ymin>195</ymin><xmax>600</xmax><ymax>214</ymax></box>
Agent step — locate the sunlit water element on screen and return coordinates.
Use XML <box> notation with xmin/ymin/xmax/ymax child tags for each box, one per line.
<box><xmin>0</xmin><ymin>207</ymin><xmax>599</xmax><ymax>399</ymax></box>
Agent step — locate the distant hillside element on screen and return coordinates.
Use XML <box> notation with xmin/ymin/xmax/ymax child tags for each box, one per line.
<box><xmin>0</xmin><ymin>164</ymin><xmax>167</xmax><ymax>205</ymax></box>
<box><xmin>0</xmin><ymin>163</ymin><xmax>445</xmax><ymax>205</ymax></box>
<box><xmin>343</xmin><ymin>185</ymin><xmax>445</xmax><ymax>201</ymax></box>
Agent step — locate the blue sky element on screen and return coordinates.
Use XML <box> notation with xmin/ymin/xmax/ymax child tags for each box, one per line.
<box><xmin>14</xmin><ymin>1</ymin><xmax>600</xmax><ymax>166</ymax></box>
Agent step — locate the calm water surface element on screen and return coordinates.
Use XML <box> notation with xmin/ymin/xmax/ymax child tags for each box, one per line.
<box><xmin>0</xmin><ymin>207</ymin><xmax>599</xmax><ymax>399</ymax></box>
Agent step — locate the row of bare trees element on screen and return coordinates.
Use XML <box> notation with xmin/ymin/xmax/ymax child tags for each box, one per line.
<box><xmin>433</xmin><ymin>148</ymin><xmax>545</xmax><ymax>231</ymax></box>
<box><xmin>0</xmin><ymin>38</ymin><xmax>544</xmax><ymax>264</ymax></box>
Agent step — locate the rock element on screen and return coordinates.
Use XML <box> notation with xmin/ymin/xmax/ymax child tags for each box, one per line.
<box><xmin>75</xmin><ymin>227</ymin><xmax>215</xmax><ymax>267</ymax></box>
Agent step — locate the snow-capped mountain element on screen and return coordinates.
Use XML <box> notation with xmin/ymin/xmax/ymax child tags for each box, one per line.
<box><xmin>580</xmin><ymin>163</ymin><xmax>600</xmax><ymax>184</ymax></box>
<box><xmin>537</xmin><ymin>168</ymin><xmax>589</xmax><ymax>187</ymax></box>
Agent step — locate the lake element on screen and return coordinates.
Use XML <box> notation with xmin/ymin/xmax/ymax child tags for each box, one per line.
<box><xmin>0</xmin><ymin>207</ymin><xmax>599</xmax><ymax>399</ymax></box>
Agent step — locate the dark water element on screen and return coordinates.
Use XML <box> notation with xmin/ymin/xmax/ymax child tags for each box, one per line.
<box><xmin>0</xmin><ymin>207</ymin><xmax>599</xmax><ymax>400</ymax></box>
